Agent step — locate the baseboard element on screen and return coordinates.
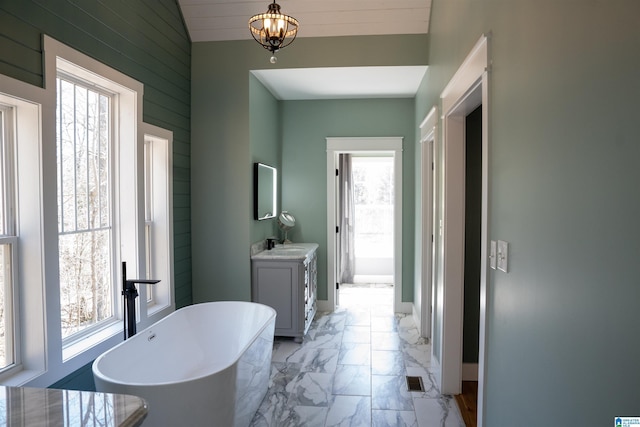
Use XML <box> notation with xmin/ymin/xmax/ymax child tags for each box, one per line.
<box><xmin>396</xmin><ymin>301</ymin><xmax>412</xmax><ymax>314</ymax></box>
<box><xmin>317</xmin><ymin>299</ymin><xmax>332</xmax><ymax>312</ymax></box>
<box><xmin>462</xmin><ymin>363</ymin><xmax>478</xmax><ymax>381</ymax></box>
<box><xmin>412</xmin><ymin>305</ymin><xmax>421</xmax><ymax>336</ymax></box>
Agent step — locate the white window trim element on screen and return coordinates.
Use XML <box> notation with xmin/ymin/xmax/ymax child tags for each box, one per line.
<box><xmin>139</xmin><ymin>123</ymin><xmax>174</xmax><ymax>328</ymax></box>
<box><xmin>0</xmin><ymin>36</ymin><xmax>175</xmax><ymax>387</ymax></box>
<box><xmin>46</xmin><ymin>36</ymin><xmax>146</xmax><ymax>376</ymax></box>
<box><xmin>0</xmin><ymin>75</ymin><xmax>47</xmax><ymax>386</ymax></box>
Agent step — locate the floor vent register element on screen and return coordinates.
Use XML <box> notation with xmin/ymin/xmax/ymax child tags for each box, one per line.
<box><xmin>405</xmin><ymin>376</ymin><xmax>425</xmax><ymax>392</ymax></box>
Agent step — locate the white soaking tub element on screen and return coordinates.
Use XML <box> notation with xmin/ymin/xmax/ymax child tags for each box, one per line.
<box><xmin>92</xmin><ymin>301</ymin><xmax>276</xmax><ymax>426</ymax></box>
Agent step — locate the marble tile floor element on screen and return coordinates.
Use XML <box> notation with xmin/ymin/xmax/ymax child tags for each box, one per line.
<box><xmin>250</xmin><ymin>284</ymin><xmax>465</xmax><ymax>427</ymax></box>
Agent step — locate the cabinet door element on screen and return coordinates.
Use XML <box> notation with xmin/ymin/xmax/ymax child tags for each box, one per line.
<box><xmin>255</xmin><ymin>264</ymin><xmax>295</xmax><ymax>330</ymax></box>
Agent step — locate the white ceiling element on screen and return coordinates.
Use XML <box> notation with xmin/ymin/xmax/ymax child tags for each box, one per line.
<box><xmin>251</xmin><ymin>66</ymin><xmax>428</xmax><ymax>100</ymax></box>
<box><xmin>178</xmin><ymin>0</ymin><xmax>431</xmax><ymax>42</ymax></box>
<box><xmin>177</xmin><ymin>0</ymin><xmax>431</xmax><ymax>100</ymax></box>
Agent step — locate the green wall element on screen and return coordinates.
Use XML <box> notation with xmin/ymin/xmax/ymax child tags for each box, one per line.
<box><xmin>280</xmin><ymin>98</ymin><xmax>415</xmax><ymax>301</ymax></box>
<box><xmin>0</xmin><ymin>0</ymin><xmax>191</xmax><ymax>388</ymax></box>
<box><xmin>191</xmin><ymin>35</ymin><xmax>427</xmax><ymax>304</ymax></box>
<box><xmin>250</xmin><ymin>74</ymin><xmax>280</xmax><ymax>242</ymax></box>
<box><xmin>417</xmin><ymin>1</ymin><xmax>640</xmax><ymax>424</ymax></box>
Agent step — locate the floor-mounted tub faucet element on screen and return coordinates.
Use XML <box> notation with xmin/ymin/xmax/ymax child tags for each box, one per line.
<box><xmin>122</xmin><ymin>262</ymin><xmax>160</xmax><ymax>339</ymax></box>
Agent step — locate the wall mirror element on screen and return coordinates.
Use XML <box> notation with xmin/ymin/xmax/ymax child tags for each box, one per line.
<box><xmin>254</xmin><ymin>162</ymin><xmax>277</xmax><ymax>220</ymax></box>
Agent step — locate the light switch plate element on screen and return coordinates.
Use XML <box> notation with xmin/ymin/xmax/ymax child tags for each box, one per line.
<box><xmin>490</xmin><ymin>240</ymin><xmax>497</xmax><ymax>270</ymax></box>
<box><xmin>497</xmin><ymin>240</ymin><xmax>509</xmax><ymax>273</ymax></box>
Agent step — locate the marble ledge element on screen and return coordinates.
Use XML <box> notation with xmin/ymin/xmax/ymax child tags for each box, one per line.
<box><xmin>251</xmin><ymin>242</ymin><xmax>318</xmax><ymax>261</ymax></box>
<box><xmin>0</xmin><ymin>386</ymin><xmax>147</xmax><ymax>427</ymax></box>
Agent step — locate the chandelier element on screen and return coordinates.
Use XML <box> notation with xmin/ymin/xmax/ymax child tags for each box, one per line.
<box><xmin>248</xmin><ymin>1</ymin><xmax>299</xmax><ymax>63</ymax></box>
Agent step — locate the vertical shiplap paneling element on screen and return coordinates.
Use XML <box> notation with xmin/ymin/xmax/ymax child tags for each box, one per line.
<box><xmin>0</xmin><ymin>1</ymin><xmax>192</xmax><ymax>307</ymax></box>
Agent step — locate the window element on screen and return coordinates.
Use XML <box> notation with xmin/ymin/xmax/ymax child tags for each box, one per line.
<box><xmin>352</xmin><ymin>156</ymin><xmax>394</xmax><ymax>260</ymax></box>
<box><xmin>141</xmin><ymin>125</ymin><xmax>174</xmax><ymax>317</ymax></box>
<box><xmin>0</xmin><ymin>80</ymin><xmax>47</xmax><ymax>385</ymax></box>
<box><xmin>0</xmin><ymin>107</ymin><xmax>17</xmax><ymax>372</ymax></box>
<box><xmin>57</xmin><ymin>76</ymin><xmax>114</xmax><ymax>339</ymax></box>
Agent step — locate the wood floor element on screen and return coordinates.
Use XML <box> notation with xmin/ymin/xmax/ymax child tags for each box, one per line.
<box><xmin>454</xmin><ymin>381</ymin><xmax>478</xmax><ymax>427</ymax></box>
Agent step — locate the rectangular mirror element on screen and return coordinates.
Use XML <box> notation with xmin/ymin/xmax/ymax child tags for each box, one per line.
<box><xmin>254</xmin><ymin>162</ymin><xmax>277</xmax><ymax>220</ymax></box>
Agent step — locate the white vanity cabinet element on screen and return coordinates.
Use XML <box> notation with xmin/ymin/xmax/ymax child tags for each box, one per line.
<box><xmin>251</xmin><ymin>243</ymin><xmax>318</xmax><ymax>342</ymax></box>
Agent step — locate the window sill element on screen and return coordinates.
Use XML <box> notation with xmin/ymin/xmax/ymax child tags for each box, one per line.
<box><xmin>0</xmin><ymin>368</ymin><xmax>45</xmax><ymax>387</ymax></box>
<box><xmin>147</xmin><ymin>302</ymin><xmax>171</xmax><ymax>318</ymax></box>
<box><xmin>63</xmin><ymin>321</ymin><xmax>123</xmax><ymax>362</ymax></box>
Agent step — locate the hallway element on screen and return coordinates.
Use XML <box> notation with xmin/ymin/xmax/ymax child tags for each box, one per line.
<box><xmin>250</xmin><ymin>285</ymin><xmax>465</xmax><ymax>426</ymax></box>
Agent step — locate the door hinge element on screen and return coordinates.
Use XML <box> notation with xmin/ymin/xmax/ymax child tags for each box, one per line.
<box><xmin>336</xmin><ymin>226</ymin><xmax>339</xmax><ymax>233</ymax></box>
<box><xmin>336</xmin><ymin>282</ymin><xmax>340</xmax><ymax>290</ymax></box>
<box><xmin>336</xmin><ymin>169</ymin><xmax>339</xmax><ymax>177</ymax></box>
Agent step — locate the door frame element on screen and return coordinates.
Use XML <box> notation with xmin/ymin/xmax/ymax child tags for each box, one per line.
<box><xmin>417</xmin><ymin>107</ymin><xmax>437</xmax><ymax>338</ymax></box>
<box><xmin>323</xmin><ymin>137</ymin><xmax>409</xmax><ymax>314</ymax></box>
<box><xmin>437</xmin><ymin>34</ymin><xmax>490</xmax><ymax>427</ymax></box>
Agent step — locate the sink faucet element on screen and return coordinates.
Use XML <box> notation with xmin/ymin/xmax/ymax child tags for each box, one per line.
<box><xmin>266</xmin><ymin>237</ymin><xmax>277</xmax><ymax>250</ymax></box>
<box><xmin>122</xmin><ymin>262</ymin><xmax>160</xmax><ymax>339</ymax></box>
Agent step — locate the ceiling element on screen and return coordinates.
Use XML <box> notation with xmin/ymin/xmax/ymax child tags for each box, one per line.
<box><xmin>251</xmin><ymin>66</ymin><xmax>428</xmax><ymax>100</ymax></box>
<box><xmin>177</xmin><ymin>0</ymin><xmax>432</xmax><ymax>100</ymax></box>
<box><xmin>178</xmin><ymin>0</ymin><xmax>431</xmax><ymax>42</ymax></box>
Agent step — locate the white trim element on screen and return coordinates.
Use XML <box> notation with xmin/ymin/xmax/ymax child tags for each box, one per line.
<box><xmin>417</xmin><ymin>106</ymin><xmax>437</xmax><ymax>338</ymax></box>
<box><xmin>140</xmin><ymin>123</ymin><xmax>175</xmax><ymax>329</ymax></box>
<box><xmin>0</xmin><ymin>79</ymin><xmax>47</xmax><ymax>385</ymax></box>
<box><xmin>477</xmin><ymin>70</ymin><xmax>490</xmax><ymax>427</ymax></box>
<box><xmin>41</xmin><ymin>35</ymin><xmax>145</xmax><ymax>383</ymax></box>
<box><xmin>437</xmin><ymin>35</ymin><xmax>489</xmax><ymax>427</ymax></box>
<box><xmin>441</xmin><ymin>35</ymin><xmax>489</xmax><ymax>113</ymax></box>
<box><xmin>325</xmin><ymin>137</ymin><xmax>406</xmax><ymax>313</ymax></box>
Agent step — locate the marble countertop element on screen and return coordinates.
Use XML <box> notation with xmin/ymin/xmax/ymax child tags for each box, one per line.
<box><xmin>0</xmin><ymin>386</ymin><xmax>147</xmax><ymax>426</ymax></box>
<box><xmin>251</xmin><ymin>243</ymin><xmax>318</xmax><ymax>261</ymax></box>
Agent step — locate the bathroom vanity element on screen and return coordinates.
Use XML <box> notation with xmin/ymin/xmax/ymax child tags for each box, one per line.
<box><xmin>251</xmin><ymin>243</ymin><xmax>318</xmax><ymax>341</ymax></box>
<box><xmin>0</xmin><ymin>385</ymin><xmax>147</xmax><ymax>426</ymax></box>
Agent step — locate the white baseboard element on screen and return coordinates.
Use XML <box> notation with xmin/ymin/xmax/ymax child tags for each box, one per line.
<box><xmin>462</xmin><ymin>363</ymin><xmax>478</xmax><ymax>381</ymax></box>
<box><xmin>395</xmin><ymin>301</ymin><xmax>412</xmax><ymax>314</ymax></box>
<box><xmin>317</xmin><ymin>299</ymin><xmax>332</xmax><ymax>312</ymax></box>
<box><xmin>412</xmin><ymin>304</ymin><xmax>422</xmax><ymax>336</ymax></box>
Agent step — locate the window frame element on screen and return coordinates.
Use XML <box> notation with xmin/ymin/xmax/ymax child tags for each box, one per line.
<box><xmin>0</xmin><ymin>106</ymin><xmax>19</xmax><ymax>375</ymax></box>
<box><xmin>139</xmin><ymin>124</ymin><xmax>174</xmax><ymax>324</ymax></box>
<box><xmin>56</xmin><ymin>73</ymin><xmax>118</xmax><ymax>342</ymax></box>
<box><xmin>0</xmin><ymin>77</ymin><xmax>47</xmax><ymax>386</ymax></box>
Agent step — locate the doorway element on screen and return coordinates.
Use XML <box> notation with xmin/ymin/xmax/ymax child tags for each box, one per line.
<box><xmin>337</xmin><ymin>154</ymin><xmax>394</xmax><ymax>310</ymax></box>
<box><xmin>324</xmin><ymin>137</ymin><xmax>409</xmax><ymax>314</ymax></box>
<box><xmin>436</xmin><ymin>34</ymin><xmax>489</xmax><ymax>426</ymax></box>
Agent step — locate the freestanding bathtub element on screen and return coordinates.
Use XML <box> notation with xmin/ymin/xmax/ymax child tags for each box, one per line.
<box><xmin>92</xmin><ymin>301</ymin><xmax>276</xmax><ymax>427</ymax></box>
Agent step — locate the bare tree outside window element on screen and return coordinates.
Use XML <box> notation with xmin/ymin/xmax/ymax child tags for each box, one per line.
<box><xmin>57</xmin><ymin>77</ymin><xmax>113</xmax><ymax>339</ymax></box>
<box><xmin>352</xmin><ymin>156</ymin><xmax>394</xmax><ymax>259</ymax></box>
